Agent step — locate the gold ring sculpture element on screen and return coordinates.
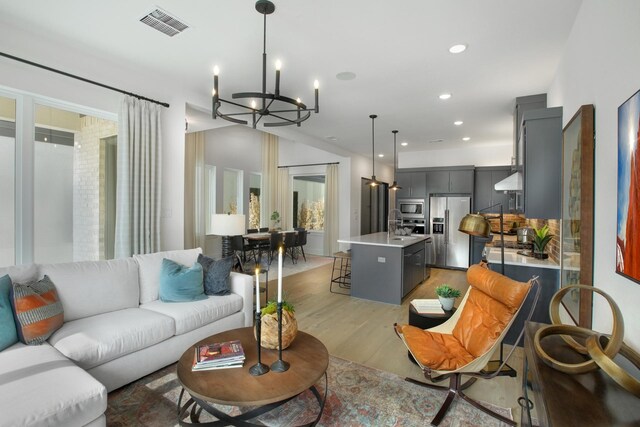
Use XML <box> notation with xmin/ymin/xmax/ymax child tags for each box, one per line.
<box><xmin>533</xmin><ymin>285</ymin><xmax>640</xmax><ymax>397</ymax></box>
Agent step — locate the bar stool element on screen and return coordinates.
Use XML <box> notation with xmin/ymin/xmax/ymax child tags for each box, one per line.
<box><xmin>330</xmin><ymin>250</ymin><xmax>351</xmax><ymax>294</ymax></box>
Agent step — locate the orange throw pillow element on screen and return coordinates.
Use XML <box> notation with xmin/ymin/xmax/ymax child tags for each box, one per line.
<box><xmin>11</xmin><ymin>275</ymin><xmax>64</xmax><ymax>345</ymax></box>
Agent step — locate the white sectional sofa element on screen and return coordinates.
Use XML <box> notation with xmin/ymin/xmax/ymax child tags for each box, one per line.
<box><xmin>0</xmin><ymin>248</ymin><xmax>253</xmax><ymax>427</ymax></box>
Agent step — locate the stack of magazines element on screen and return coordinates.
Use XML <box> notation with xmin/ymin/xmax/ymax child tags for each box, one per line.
<box><xmin>192</xmin><ymin>339</ymin><xmax>245</xmax><ymax>371</ymax></box>
<box><xmin>410</xmin><ymin>299</ymin><xmax>445</xmax><ymax>314</ymax></box>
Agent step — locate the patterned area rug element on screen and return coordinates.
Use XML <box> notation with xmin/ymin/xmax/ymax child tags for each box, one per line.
<box><xmin>106</xmin><ymin>356</ymin><xmax>511</xmax><ymax>426</ymax></box>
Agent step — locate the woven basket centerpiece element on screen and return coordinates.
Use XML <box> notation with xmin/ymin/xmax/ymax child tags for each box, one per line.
<box><xmin>257</xmin><ymin>309</ymin><xmax>298</xmax><ymax>350</ymax></box>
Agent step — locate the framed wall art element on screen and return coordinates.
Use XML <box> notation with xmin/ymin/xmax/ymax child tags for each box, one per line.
<box><xmin>617</xmin><ymin>89</ymin><xmax>640</xmax><ymax>284</ymax></box>
<box><xmin>561</xmin><ymin>104</ymin><xmax>594</xmax><ymax>328</ymax></box>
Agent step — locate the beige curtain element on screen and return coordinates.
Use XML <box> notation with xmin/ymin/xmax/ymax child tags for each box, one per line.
<box><xmin>261</xmin><ymin>133</ymin><xmax>278</xmax><ymax>228</ymax></box>
<box><xmin>115</xmin><ymin>96</ymin><xmax>162</xmax><ymax>258</ymax></box>
<box><xmin>277</xmin><ymin>168</ymin><xmax>291</xmax><ymax>229</ymax></box>
<box><xmin>324</xmin><ymin>164</ymin><xmax>339</xmax><ymax>255</ymax></box>
<box><xmin>184</xmin><ymin>131</ymin><xmax>205</xmax><ymax>249</ymax></box>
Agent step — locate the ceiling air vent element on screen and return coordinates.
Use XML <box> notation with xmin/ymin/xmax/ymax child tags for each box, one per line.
<box><xmin>140</xmin><ymin>7</ymin><xmax>189</xmax><ymax>37</ymax></box>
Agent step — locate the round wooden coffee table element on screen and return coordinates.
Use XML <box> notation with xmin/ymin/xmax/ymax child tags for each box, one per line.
<box><xmin>177</xmin><ymin>327</ymin><xmax>329</xmax><ymax>426</ymax></box>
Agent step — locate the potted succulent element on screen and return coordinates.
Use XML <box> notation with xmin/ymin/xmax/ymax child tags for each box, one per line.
<box><xmin>435</xmin><ymin>284</ymin><xmax>461</xmax><ymax>311</ymax></box>
<box><xmin>270</xmin><ymin>210</ymin><xmax>281</xmax><ymax>230</ymax></box>
<box><xmin>532</xmin><ymin>224</ymin><xmax>553</xmax><ymax>259</ymax></box>
<box><xmin>257</xmin><ymin>299</ymin><xmax>297</xmax><ymax>349</ymax></box>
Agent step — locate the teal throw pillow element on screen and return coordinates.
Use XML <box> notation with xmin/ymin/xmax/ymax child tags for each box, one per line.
<box><xmin>159</xmin><ymin>258</ymin><xmax>206</xmax><ymax>303</ymax></box>
<box><xmin>0</xmin><ymin>275</ymin><xmax>18</xmax><ymax>351</ymax></box>
<box><xmin>197</xmin><ymin>254</ymin><xmax>233</xmax><ymax>296</ymax></box>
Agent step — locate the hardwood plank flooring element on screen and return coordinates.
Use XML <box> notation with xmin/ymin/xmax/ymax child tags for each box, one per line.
<box><xmin>264</xmin><ymin>261</ymin><xmax>526</xmax><ymax>422</ymax></box>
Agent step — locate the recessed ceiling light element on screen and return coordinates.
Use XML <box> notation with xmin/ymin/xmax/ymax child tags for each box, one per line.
<box><xmin>378</xmin><ymin>154</ymin><xmax>384</xmax><ymax>158</ymax></box>
<box><xmin>325</xmin><ymin>136</ymin><xmax>338</xmax><ymax>141</ymax></box>
<box><xmin>428</xmin><ymin>139</ymin><xmax>444</xmax><ymax>143</ymax></box>
<box><xmin>439</xmin><ymin>93</ymin><xmax>452</xmax><ymax>100</ymax></box>
<box><xmin>336</xmin><ymin>71</ymin><xmax>356</xmax><ymax>81</ymax></box>
<box><xmin>449</xmin><ymin>44</ymin><xmax>467</xmax><ymax>54</ymax></box>
<box><xmin>401</xmin><ymin>142</ymin><xmax>408</xmax><ymax>146</ymax></box>
<box><xmin>462</xmin><ymin>137</ymin><xmax>471</xmax><ymax>141</ymax></box>
<box><xmin>454</xmin><ymin>120</ymin><xmax>463</xmax><ymax>126</ymax></box>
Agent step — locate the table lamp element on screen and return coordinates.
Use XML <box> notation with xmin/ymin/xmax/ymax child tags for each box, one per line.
<box><xmin>211</xmin><ymin>213</ymin><xmax>246</xmax><ymax>258</ymax></box>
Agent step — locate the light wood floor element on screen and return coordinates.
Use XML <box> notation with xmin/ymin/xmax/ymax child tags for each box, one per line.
<box><xmin>262</xmin><ymin>261</ymin><xmax>525</xmax><ymax>423</ymax></box>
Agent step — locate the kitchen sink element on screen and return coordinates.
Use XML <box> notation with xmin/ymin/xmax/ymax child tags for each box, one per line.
<box><xmin>390</xmin><ymin>236</ymin><xmax>418</xmax><ymax>241</ymax></box>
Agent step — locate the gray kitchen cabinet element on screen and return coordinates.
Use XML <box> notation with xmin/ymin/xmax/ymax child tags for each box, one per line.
<box><xmin>395</xmin><ymin>171</ymin><xmax>426</xmax><ymax>199</ymax></box>
<box><xmin>474</xmin><ymin>166</ymin><xmax>512</xmax><ymax>213</ymax></box>
<box><xmin>425</xmin><ymin>170</ymin><xmax>450</xmax><ymax>195</ymax></box>
<box><xmin>449</xmin><ymin>169</ymin><xmax>474</xmax><ymax>193</ymax></box>
<box><xmin>403</xmin><ymin>242</ymin><xmax>425</xmax><ymax>297</ymax></box>
<box><xmin>514</xmin><ymin>94</ymin><xmax>547</xmax><ymax>168</ymax></box>
<box><xmin>498</xmin><ymin>264</ymin><xmax>559</xmax><ymax>346</ymax></box>
<box><xmin>522</xmin><ymin>107</ymin><xmax>562</xmax><ymax>219</ymax></box>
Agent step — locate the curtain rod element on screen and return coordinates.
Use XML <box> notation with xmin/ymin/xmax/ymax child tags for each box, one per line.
<box><xmin>0</xmin><ymin>51</ymin><xmax>170</xmax><ymax>108</ymax></box>
<box><xmin>278</xmin><ymin>161</ymin><xmax>340</xmax><ymax>168</ymax></box>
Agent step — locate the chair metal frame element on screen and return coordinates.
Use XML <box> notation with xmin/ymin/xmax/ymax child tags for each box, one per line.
<box><xmin>395</xmin><ymin>274</ymin><xmax>540</xmax><ymax>426</ymax></box>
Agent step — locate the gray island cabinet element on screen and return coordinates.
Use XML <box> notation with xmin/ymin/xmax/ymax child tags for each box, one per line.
<box><xmin>337</xmin><ymin>232</ymin><xmax>429</xmax><ymax>305</ymax></box>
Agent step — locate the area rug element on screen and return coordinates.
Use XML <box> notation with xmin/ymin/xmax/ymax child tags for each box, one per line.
<box><xmin>106</xmin><ymin>356</ymin><xmax>512</xmax><ymax>426</ymax></box>
<box><xmin>280</xmin><ymin>254</ymin><xmax>333</xmax><ymax>278</ymax></box>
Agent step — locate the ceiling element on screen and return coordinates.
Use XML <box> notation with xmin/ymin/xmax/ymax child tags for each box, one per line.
<box><xmin>0</xmin><ymin>0</ymin><xmax>582</xmax><ymax>163</ymax></box>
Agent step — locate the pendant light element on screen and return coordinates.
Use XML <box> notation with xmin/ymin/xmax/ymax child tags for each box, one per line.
<box><xmin>389</xmin><ymin>130</ymin><xmax>402</xmax><ymax>190</ymax></box>
<box><xmin>368</xmin><ymin>114</ymin><xmax>380</xmax><ymax>186</ymax></box>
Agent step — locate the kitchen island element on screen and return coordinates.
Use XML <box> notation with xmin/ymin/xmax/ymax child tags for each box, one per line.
<box><xmin>337</xmin><ymin>232</ymin><xmax>430</xmax><ymax>305</ymax></box>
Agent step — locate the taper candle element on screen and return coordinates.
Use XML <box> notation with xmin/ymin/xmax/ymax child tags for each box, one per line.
<box><xmin>255</xmin><ymin>268</ymin><xmax>260</xmax><ymax>313</ymax></box>
<box><xmin>277</xmin><ymin>246</ymin><xmax>283</xmax><ymax>302</ymax></box>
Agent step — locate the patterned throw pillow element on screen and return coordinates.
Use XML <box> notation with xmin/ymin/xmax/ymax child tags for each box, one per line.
<box><xmin>0</xmin><ymin>275</ymin><xmax>19</xmax><ymax>351</ymax></box>
<box><xmin>159</xmin><ymin>258</ymin><xmax>207</xmax><ymax>302</ymax></box>
<box><xmin>197</xmin><ymin>254</ymin><xmax>233</xmax><ymax>296</ymax></box>
<box><xmin>11</xmin><ymin>275</ymin><xmax>64</xmax><ymax>345</ymax></box>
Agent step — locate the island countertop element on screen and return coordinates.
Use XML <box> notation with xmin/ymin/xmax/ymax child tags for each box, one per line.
<box><xmin>338</xmin><ymin>232</ymin><xmax>430</xmax><ymax>248</ymax></box>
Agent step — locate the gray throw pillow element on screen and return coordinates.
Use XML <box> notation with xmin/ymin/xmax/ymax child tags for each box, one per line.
<box><xmin>197</xmin><ymin>254</ymin><xmax>233</xmax><ymax>295</ymax></box>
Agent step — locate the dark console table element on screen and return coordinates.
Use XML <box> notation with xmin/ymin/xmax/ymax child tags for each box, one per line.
<box><xmin>520</xmin><ymin>321</ymin><xmax>640</xmax><ymax>426</ymax></box>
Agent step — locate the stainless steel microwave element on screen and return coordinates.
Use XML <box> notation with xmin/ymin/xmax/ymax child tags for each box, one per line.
<box><xmin>398</xmin><ymin>198</ymin><xmax>425</xmax><ymax>219</ymax></box>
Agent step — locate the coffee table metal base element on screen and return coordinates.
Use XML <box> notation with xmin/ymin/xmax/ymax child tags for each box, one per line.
<box><xmin>177</xmin><ymin>373</ymin><xmax>328</xmax><ymax>427</ymax></box>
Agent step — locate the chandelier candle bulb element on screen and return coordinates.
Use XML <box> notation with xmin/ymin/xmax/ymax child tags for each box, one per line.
<box><xmin>278</xmin><ymin>246</ymin><xmax>283</xmax><ymax>302</ymax></box>
<box><xmin>275</xmin><ymin>61</ymin><xmax>281</xmax><ymax>96</ymax></box>
<box><xmin>255</xmin><ymin>268</ymin><xmax>260</xmax><ymax>313</ymax></box>
<box><xmin>314</xmin><ymin>80</ymin><xmax>319</xmax><ymax>113</ymax></box>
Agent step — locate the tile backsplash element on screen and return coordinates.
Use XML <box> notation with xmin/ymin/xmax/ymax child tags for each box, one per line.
<box><xmin>526</xmin><ymin>218</ymin><xmax>560</xmax><ymax>264</ymax></box>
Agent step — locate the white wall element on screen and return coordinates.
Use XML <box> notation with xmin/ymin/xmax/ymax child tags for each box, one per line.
<box><xmin>399</xmin><ymin>142</ymin><xmax>512</xmax><ymax>168</ymax></box>
<box><xmin>0</xmin><ymin>136</ymin><xmax>15</xmax><ymax>266</ymax></box>
<box><xmin>548</xmin><ymin>0</ymin><xmax>640</xmax><ymax>350</ymax></box>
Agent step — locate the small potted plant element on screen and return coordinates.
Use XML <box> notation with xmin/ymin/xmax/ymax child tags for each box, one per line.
<box><xmin>435</xmin><ymin>284</ymin><xmax>461</xmax><ymax>311</ymax></box>
<box><xmin>532</xmin><ymin>224</ymin><xmax>553</xmax><ymax>259</ymax></box>
<box><xmin>257</xmin><ymin>299</ymin><xmax>297</xmax><ymax>349</ymax></box>
<box><xmin>270</xmin><ymin>210</ymin><xmax>281</xmax><ymax>230</ymax></box>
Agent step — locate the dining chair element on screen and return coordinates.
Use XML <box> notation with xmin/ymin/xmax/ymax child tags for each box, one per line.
<box><xmin>247</xmin><ymin>228</ymin><xmax>259</xmax><ymax>234</ymax></box>
<box><xmin>394</xmin><ymin>262</ymin><xmax>540</xmax><ymax>426</ymax></box>
<box><xmin>268</xmin><ymin>232</ymin><xmax>284</xmax><ymax>265</ymax></box>
<box><xmin>283</xmin><ymin>232</ymin><xmax>297</xmax><ymax>264</ymax></box>
<box><xmin>259</xmin><ymin>227</ymin><xmax>269</xmax><ymax>232</ymax></box>
<box><xmin>294</xmin><ymin>227</ymin><xmax>307</xmax><ymax>262</ymax></box>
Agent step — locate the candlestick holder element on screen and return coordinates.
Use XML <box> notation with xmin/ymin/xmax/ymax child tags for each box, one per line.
<box><xmin>270</xmin><ymin>302</ymin><xmax>290</xmax><ymax>372</ymax></box>
<box><xmin>250</xmin><ymin>310</ymin><xmax>269</xmax><ymax>376</ymax></box>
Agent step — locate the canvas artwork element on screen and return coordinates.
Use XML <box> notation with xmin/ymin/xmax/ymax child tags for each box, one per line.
<box><xmin>616</xmin><ymin>89</ymin><xmax>640</xmax><ymax>284</ymax></box>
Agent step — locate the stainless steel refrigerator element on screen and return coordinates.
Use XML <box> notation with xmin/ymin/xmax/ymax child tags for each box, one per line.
<box><xmin>429</xmin><ymin>195</ymin><xmax>471</xmax><ymax>269</ymax></box>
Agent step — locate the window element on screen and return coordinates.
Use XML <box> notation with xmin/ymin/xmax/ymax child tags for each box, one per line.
<box><xmin>33</xmin><ymin>103</ymin><xmax>117</xmax><ymax>263</ymax></box>
<box><xmin>248</xmin><ymin>173</ymin><xmax>261</xmax><ymax>229</ymax></box>
<box><xmin>222</xmin><ymin>168</ymin><xmax>243</xmax><ymax>214</ymax></box>
<box><xmin>293</xmin><ymin>175</ymin><xmax>325</xmax><ymax>231</ymax></box>
<box><xmin>0</xmin><ymin>95</ymin><xmax>16</xmax><ymax>266</ymax></box>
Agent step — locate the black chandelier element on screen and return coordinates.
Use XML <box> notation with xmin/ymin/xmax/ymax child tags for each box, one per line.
<box><xmin>211</xmin><ymin>0</ymin><xmax>319</xmax><ymax>129</ymax></box>
<box><xmin>368</xmin><ymin>114</ymin><xmax>380</xmax><ymax>187</ymax></box>
<box><xmin>389</xmin><ymin>130</ymin><xmax>402</xmax><ymax>190</ymax></box>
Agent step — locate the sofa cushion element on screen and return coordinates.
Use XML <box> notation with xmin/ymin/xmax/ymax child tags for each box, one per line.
<box><xmin>159</xmin><ymin>258</ymin><xmax>206</xmax><ymax>302</ymax></box>
<box><xmin>38</xmin><ymin>257</ymin><xmax>140</xmax><ymax>322</ymax></box>
<box><xmin>0</xmin><ymin>342</ymin><xmax>106</xmax><ymax>427</ymax></box>
<box><xmin>0</xmin><ymin>263</ymin><xmax>38</xmax><ymax>283</ymax></box>
<box><xmin>0</xmin><ymin>275</ymin><xmax>18</xmax><ymax>351</ymax></box>
<box><xmin>11</xmin><ymin>275</ymin><xmax>64</xmax><ymax>345</ymax></box>
<box><xmin>134</xmin><ymin>248</ymin><xmax>202</xmax><ymax>304</ymax></box>
<box><xmin>198</xmin><ymin>254</ymin><xmax>233</xmax><ymax>296</ymax></box>
<box><xmin>141</xmin><ymin>293</ymin><xmax>243</xmax><ymax>335</ymax></box>
<box><xmin>48</xmin><ymin>307</ymin><xmax>175</xmax><ymax>370</ymax></box>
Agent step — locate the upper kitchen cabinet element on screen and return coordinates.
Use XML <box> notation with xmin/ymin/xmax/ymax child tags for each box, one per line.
<box><xmin>522</xmin><ymin>107</ymin><xmax>563</xmax><ymax>219</ymax></box>
<box><xmin>426</xmin><ymin>167</ymin><xmax>474</xmax><ymax>195</ymax></box>
<box><xmin>395</xmin><ymin>171</ymin><xmax>426</xmax><ymax>199</ymax></box>
<box><xmin>474</xmin><ymin>166</ymin><xmax>512</xmax><ymax>213</ymax></box>
<box><xmin>514</xmin><ymin>94</ymin><xmax>547</xmax><ymax>167</ymax></box>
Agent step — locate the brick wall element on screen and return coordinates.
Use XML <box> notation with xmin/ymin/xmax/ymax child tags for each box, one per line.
<box><xmin>73</xmin><ymin>116</ymin><xmax>117</xmax><ymax>261</ymax></box>
<box><xmin>525</xmin><ymin>218</ymin><xmax>560</xmax><ymax>263</ymax></box>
